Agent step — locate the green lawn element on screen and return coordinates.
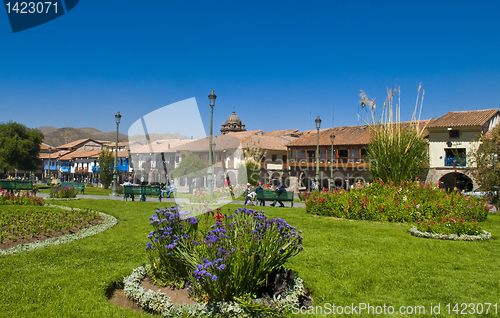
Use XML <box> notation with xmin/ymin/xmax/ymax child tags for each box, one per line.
<box><xmin>1</xmin><ymin>200</ymin><xmax>499</xmax><ymax>317</ymax></box>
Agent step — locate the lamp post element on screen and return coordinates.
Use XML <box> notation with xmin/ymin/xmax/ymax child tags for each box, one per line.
<box><xmin>47</xmin><ymin>146</ymin><xmax>51</xmax><ymax>181</ymax></box>
<box><xmin>330</xmin><ymin>133</ymin><xmax>336</xmax><ymax>191</ymax></box>
<box><xmin>315</xmin><ymin>116</ymin><xmax>321</xmax><ymax>189</ymax></box>
<box><xmin>111</xmin><ymin>111</ymin><xmax>122</xmax><ymax>196</ymax></box>
<box><xmin>208</xmin><ymin>90</ymin><xmax>217</xmax><ymax>193</ymax></box>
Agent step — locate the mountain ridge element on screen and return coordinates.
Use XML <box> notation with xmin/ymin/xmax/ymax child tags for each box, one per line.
<box><xmin>37</xmin><ymin>127</ymin><xmax>189</xmax><ymax>147</ymax></box>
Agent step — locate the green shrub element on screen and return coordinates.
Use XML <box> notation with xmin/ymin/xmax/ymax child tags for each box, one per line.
<box><xmin>49</xmin><ymin>186</ymin><xmax>78</xmax><ymax>199</ymax></box>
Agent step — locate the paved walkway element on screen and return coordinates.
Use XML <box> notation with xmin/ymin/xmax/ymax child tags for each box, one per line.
<box><xmin>36</xmin><ymin>193</ymin><xmax>306</xmax><ymax>208</ymax></box>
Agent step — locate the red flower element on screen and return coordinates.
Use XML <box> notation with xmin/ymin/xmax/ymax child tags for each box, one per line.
<box><xmin>213</xmin><ymin>212</ymin><xmax>224</xmax><ymax>223</ymax></box>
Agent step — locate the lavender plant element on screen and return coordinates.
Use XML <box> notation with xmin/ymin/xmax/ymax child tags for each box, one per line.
<box><xmin>145</xmin><ymin>205</ymin><xmax>303</xmax><ymax>305</ymax></box>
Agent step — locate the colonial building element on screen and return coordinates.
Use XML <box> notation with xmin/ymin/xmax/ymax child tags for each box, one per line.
<box><xmin>286</xmin><ymin>126</ymin><xmax>371</xmax><ymax>191</ymax></box>
<box><xmin>426</xmin><ymin>109</ymin><xmax>500</xmax><ymax>191</ymax></box>
<box><xmin>220</xmin><ymin>111</ymin><xmax>246</xmax><ymax>135</ymax></box>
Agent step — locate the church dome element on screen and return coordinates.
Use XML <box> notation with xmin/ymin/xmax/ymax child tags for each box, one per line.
<box><xmin>221</xmin><ymin>110</ymin><xmax>246</xmax><ymax>135</ymax></box>
<box><xmin>225</xmin><ymin>111</ymin><xmax>241</xmax><ymax>124</ymax></box>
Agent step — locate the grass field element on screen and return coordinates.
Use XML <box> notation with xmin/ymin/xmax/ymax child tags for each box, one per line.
<box><xmin>0</xmin><ymin>200</ymin><xmax>499</xmax><ymax>317</ymax></box>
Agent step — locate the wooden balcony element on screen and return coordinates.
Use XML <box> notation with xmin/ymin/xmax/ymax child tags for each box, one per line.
<box><xmin>74</xmin><ymin>167</ymin><xmax>90</xmax><ymax>173</ymax></box>
<box><xmin>288</xmin><ymin>158</ymin><xmax>370</xmax><ymax>169</ymax></box>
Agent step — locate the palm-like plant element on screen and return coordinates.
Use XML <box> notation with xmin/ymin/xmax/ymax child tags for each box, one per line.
<box><xmin>360</xmin><ymin>84</ymin><xmax>429</xmax><ymax>183</ymax></box>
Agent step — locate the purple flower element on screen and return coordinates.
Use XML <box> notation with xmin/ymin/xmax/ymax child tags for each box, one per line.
<box><xmin>212</xmin><ymin>275</ymin><xmax>217</xmax><ymax>281</ymax></box>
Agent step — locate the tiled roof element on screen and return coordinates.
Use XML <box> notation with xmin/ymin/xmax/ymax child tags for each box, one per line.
<box><xmin>108</xmin><ymin>141</ymin><xmax>129</xmax><ymax>148</ymax></box>
<box><xmin>59</xmin><ymin>149</ymin><xmax>101</xmax><ymax>160</ymax></box>
<box><xmin>130</xmin><ymin>139</ymin><xmax>194</xmax><ymax>154</ymax></box>
<box><xmin>428</xmin><ymin>109</ymin><xmax>499</xmax><ymax>128</ymax></box>
<box><xmin>225</xmin><ymin>130</ymin><xmax>263</xmax><ymax>137</ymax></box>
<box><xmin>288</xmin><ymin>120</ymin><xmax>431</xmax><ymax>147</ymax></box>
<box><xmin>57</xmin><ymin>138</ymin><xmax>102</xmax><ymax>150</ymax></box>
<box><xmin>38</xmin><ymin>151</ymin><xmax>66</xmax><ymax>159</ymax></box>
<box><xmin>40</xmin><ymin>142</ymin><xmax>53</xmax><ymax>150</ymax></box>
<box><xmin>262</xmin><ymin>129</ymin><xmax>301</xmax><ymax>137</ymax></box>
<box><xmin>239</xmin><ymin>135</ymin><xmax>292</xmax><ymax>151</ymax></box>
<box><xmin>173</xmin><ymin>135</ymin><xmax>242</xmax><ymax>152</ymax></box>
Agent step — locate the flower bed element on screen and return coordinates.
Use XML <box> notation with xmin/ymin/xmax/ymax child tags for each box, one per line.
<box><xmin>306</xmin><ymin>181</ymin><xmax>488</xmax><ymax>223</ymax></box>
<box><xmin>0</xmin><ymin>190</ymin><xmax>44</xmax><ymax>205</ymax></box>
<box><xmin>409</xmin><ymin>226</ymin><xmax>491</xmax><ymax>241</ymax></box>
<box><xmin>0</xmin><ymin>205</ymin><xmax>118</xmax><ymax>256</ymax></box>
<box><xmin>123</xmin><ymin>265</ymin><xmax>307</xmax><ymax>317</ymax></box>
<box><xmin>189</xmin><ymin>188</ymin><xmax>230</xmax><ymax>204</ymax></box>
<box><xmin>50</xmin><ymin>186</ymin><xmax>78</xmax><ymax>199</ymax></box>
<box><xmin>144</xmin><ymin>205</ymin><xmax>305</xmax><ymax>316</ymax></box>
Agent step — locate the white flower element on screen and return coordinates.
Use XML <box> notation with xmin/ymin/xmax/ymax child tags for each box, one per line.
<box><xmin>403</xmin><ymin>196</ymin><xmax>407</xmax><ymax>201</ymax></box>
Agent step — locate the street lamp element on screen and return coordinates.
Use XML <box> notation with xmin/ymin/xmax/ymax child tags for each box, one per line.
<box><xmin>111</xmin><ymin>111</ymin><xmax>122</xmax><ymax>196</ymax></box>
<box><xmin>47</xmin><ymin>146</ymin><xmax>51</xmax><ymax>181</ymax></box>
<box><xmin>315</xmin><ymin>116</ymin><xmax>321</xmax><ymax>189</ymax></box>
<box><xmin>208</xmin><ymin>90</ymin><xmax>217</xmax><ymax>193</ymax></box>
<box><xmin>330</xmin><ymin>133</ymin><xmax>336</xmax><ymax>191</ymax></box>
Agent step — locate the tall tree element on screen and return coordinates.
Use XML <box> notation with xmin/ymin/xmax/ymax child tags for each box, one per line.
<box><xmin>0</xmin><ymin>122</ymin><xmax>44</xmax><ymax>176</ymax></box>
<box><xmin>171</xmin><ymin>153</ymin><xmax>207</xmax><ymax>183</ymax></box>
<box><xmin>470</xmin><ymin>128</ymin><xmax>500</xmax><ymax>202</ymax></box>
<box><xmin>98</xmin><ymin>149</ymin><xmax>114</xmax><ymax>188</ymax></box>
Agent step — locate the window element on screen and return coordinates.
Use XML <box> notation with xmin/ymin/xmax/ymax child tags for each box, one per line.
<box><xmin>449</xmin><ymin>130</ymin><xmax>460</xmax><ymax>138</ymax></box>
<box><xmin>338</xmin><ymin>149</ymin><xmax>348</xmax><ymax>157</ymax></box>
<box><xmin>272</xmin><ymin>154</ymin><xmax>277</xmax><ymax>161</ymax></box>
<box><xmin>445</xmin><ymin>148</ymin><xmax>466</xmax><ymax>158</ymax></box>
<box><xmin>282</xmin><ymin>155</ymin><xmax>287</xmax><ymax>162</ymax></box>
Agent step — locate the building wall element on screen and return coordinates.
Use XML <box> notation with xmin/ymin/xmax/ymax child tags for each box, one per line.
<box><xmin>428</xmin><ymin>128</ymin><xmax>481</xmax><ymax>168</ymax></box>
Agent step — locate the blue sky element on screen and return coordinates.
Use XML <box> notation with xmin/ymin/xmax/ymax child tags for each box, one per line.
<box><xmin>1</xmin><ymin>0</ymin><xmax>500</xmax><ymax>138</ymax></box>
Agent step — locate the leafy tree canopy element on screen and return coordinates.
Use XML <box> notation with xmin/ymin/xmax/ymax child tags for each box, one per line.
<box><xmin>470</xmin><ymin>127</ymin><xmax>500</xmax><ymax>201</ymax></box>
<box><xmin>238</xmin><ymin>159</ymin><xmax>259</xmax><ymax>185</ymax></box>
<box><xmin>0</xmin><ymin>122</ymin><xmax>44</xmax><ymax>173</ymax></box>
<box><xmin>171</xmin><ymin>153</ymin><xmax>207</xmax><ymax>179</ymax></box>
<box><xmin>98</xmin><ymin>149</ymin><xmax>114</xmax><ymax>189</ymax></box>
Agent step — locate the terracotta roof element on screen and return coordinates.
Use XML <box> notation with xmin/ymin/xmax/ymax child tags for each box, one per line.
<box><xmin>59</xmin><ymin>149</ymin><xmax>101</xmax><ymax>160</ymax></box>
<box><xmin>38</xmin><ymin>151</ymin><xmax>66</xmax><ymax>159</ymax></box>
<box><xmin>225</xmin><ymin>130</ymin><xmax>263</xmax><ymax>137</ymax></box>
<box><xmin>239</xmin><ymin>135</ymin><xmax>292</xmax><ymax>151</ymax></box>
<box><xmin>108</xmin><ymin>141</ymin><xmax>129</xmax><ymax>148</ymax></box>
<box><xmin>288</xmin><ymin>121</ymin><xmax>431</xmax><ymax>147</ymax></box>
<box><xmin>428</xmin><ymin>109</ymin><xmax>499</xmax><ymax>128</ymax></box>
<box><xmin>262</xmin><ymin>129</ymin><xmax>301</xmax><ymax>137</ymax></box>
<box><xmin>173</xmin><ymin>135</ymin><xmax>242</xmax><ymax>152</ymax></box>
<box><xmin>130</xmin><ymin>139</ymin><xmax>195</xmax><ymax>154</ymax></box>
<box><xmin>56</xmin><ymin>138</ymin><xmax>102</xmax><ymax>150</ymax></box>
<box><xmin>40</xmin><ymin>142</ymin><xmax>53</xmax><ymax>150</ymax></box>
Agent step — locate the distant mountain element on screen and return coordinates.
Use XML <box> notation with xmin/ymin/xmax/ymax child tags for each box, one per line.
<box><xmin>37</xmin><ymin>127</ymin><xmax>189</xmax><ymax>147</ymax></box>
<box><xmin>38</xmin><ymin>127</ymin><xmax>128</xmax><ymax>147</ymax></box>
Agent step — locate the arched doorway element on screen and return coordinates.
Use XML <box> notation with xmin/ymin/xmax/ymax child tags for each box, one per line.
<box><xmin>439</xmin><ymin>172</ymin><xmax>473</xmax><ymax>192</ymax></box>
<box><xmin>227</xmin><ymin>171</ymin><xmax>237</xmax><ymax>186</ymax></box>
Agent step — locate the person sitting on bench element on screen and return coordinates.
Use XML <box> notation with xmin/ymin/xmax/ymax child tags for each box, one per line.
<box><xmin>123</xmin><ymin>177</ymin><xmax>138</xmax><ymax>201</ymax></box>
<box><xmin>165</xmin><ymin>181</ymin><xmax>176</xmax><ymax>198</ymax></box>
<box><xmin>271</xmin><ymin>182</ymin><xmax>286</xmax><ymax>207</ymax></box>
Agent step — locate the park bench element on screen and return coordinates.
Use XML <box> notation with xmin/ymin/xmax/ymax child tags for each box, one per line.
<box><xmin>256</xmin><ymin>189</ymin><xmax>294</xmax><ymax>208</ymax></box>
<box><xmin>0</xmin><ymin>180</ymin><xmax>35</xmax><ymax>195</ymax></box>
<box><xmin>60</xmin><ymin>182</ymin><xmax>85</xmax><ymax>194</ymax></box>
<box><xmin>124</xmin><ymin>185</ymin><xmax>162</xmax><ymax>202</ymax></box>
